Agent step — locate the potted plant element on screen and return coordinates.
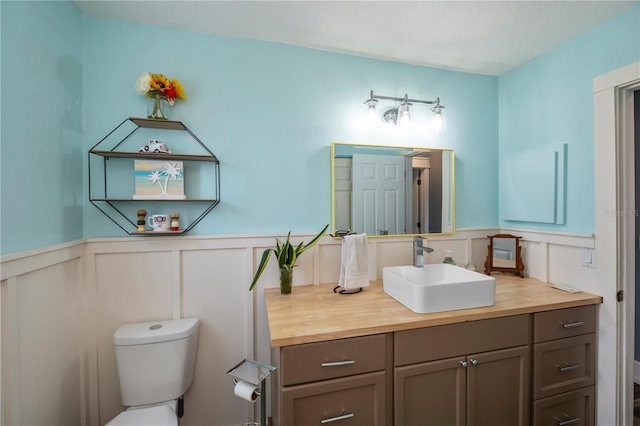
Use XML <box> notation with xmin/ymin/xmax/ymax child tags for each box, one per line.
<box><xmin>249</xmin><ymin>224</ymin><xmax>329</xmax><ymax>294</ymax></box>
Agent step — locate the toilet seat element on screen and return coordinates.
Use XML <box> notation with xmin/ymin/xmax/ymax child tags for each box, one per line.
<box><xmin>106</xmin><ymin>405</ymin><xmax>177</xmax><ymax>426</ymax></box>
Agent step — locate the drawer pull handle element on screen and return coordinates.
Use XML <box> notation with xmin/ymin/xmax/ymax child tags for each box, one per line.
<box><xmin>321</xmin><ymin>360</ymin><xmax>355</xmax><ymax>367</ymax></box>
<box><xmin>470</xmin><ymin>359</ymin><xmax>478</xmax><ymax>366</ymax></box>
<box><xmin>558</xmin><ymin>364</ymin><xmax>580</xmax><ymax>372</ymax></box>
<box><xmin>321</xmin><ymin>413</ymin><xmax>355</xmax><ymax>423</ymax></box>
<box><xmin>561</xmin><ymin>321</ymin><xmax>584</xmax><ymax>329</ymax></box>
<box><xmin>555</xmin><ymin>415</ymin><xmax>580</xmax><ymax>425</ymax></box>
<box><xmin>460</xmin><ymin>360</ymin><xmax>468</xmax><ymax>368</ymax></box>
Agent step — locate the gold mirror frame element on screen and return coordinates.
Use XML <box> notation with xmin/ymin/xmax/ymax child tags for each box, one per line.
<box><xmin>331</xmin><ymin>142</ymin><xmax>455</xmax><ymax>237</ymax></box>
<box><xmin>484</xmin><ymin>234</ymin><xmax>525</xmax><ymax>277</ymax></box>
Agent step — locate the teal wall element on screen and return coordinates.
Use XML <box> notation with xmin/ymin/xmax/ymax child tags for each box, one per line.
<box><xmin>1</xmin><ymin>2</ymin><xmax>498</xmax><ymax>254</ymax></box>
<box><xmin>1</xmin><ymin>1</ymin><xmax>83</xmax><ymax>255</ymax></box>
<box><xmin>81</xmin><ymin>16</ymin><xmax>498</xmax><ymax>239</ymax></box>
<box><xmin>498</xmin><ymin>7</ymin><xmax>640</xmax><ymax>233</ymax></box>
<box><xmin>5</xmin><ymin>2</ymin><xmax>637</xmax><ymax>255</ymax></box>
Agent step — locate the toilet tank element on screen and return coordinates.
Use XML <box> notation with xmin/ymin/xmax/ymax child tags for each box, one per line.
<box><xmin>113</xmin><ymin>318</ymin><xmax>199</xmax><ymax>407</ymax></box>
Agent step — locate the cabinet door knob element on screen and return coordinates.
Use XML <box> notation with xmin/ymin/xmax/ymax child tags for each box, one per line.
<box><xmin>321</xmin><ymin>360</ymin><xmax>355</xmax><ymax>367</ymax></box>
<box><xmin>321</xmin><ymin>413</ymin><xmax>355</xmax><ymax>423</ymax></box>
<box><xmin>561</xmin><ymin>321</ymin><xmax>584</xmax><ymax>329</ymax></box>
<box><xmin>470</xmin><ymin>359</ymin><xmax>478</xmax><ymax>366</ymax></box>
<box><xmin>460</xmin><ymin>360</ymin><xmax>468</xmax><ymax>368</ymax></box>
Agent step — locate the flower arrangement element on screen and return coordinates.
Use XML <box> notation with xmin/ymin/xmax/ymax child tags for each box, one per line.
<box><xmin>136</xmin><ymin>72</ymin><xmax>186</xmax><ymax>119</ymax></box>
<box><xmin>135</xmin><ymin>72</ymin><xmax>186</xmax><ymax>105</ymax></box>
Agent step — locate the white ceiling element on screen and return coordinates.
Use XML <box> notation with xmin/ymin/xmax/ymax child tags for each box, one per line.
<box><xmin>73</xmin><ymin>0</ymin><xmax>638</xmax><ymax>76</ymax></box>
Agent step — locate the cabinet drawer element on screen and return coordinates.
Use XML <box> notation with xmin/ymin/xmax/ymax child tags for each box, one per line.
<box><xmin>534</xmin><ymin>334</ymin><xmax>595</xmax><ymax>399</ymax></box>
<box><xmin>281</xmin><ymin>334</ymin><xmax>387</xmax><ymax>386</ymax></box>
<box><xmin>281</xmin><ymin>371</ymin><xmax>386</xmax><ymax>426</ymax></box>
<box><xmin>534</xmin><ymin>305</ymin><xmax>597</xmax><ymax>343</ymax></box>
<box><xmin>395</xmin><ymin>315</ymin><xmax>530</xmax><ymax>366</ymax></box>
<box><xmin>533</xmin><ymin>386</ymin><xmax>594</xmax><ymax>426</ymax></box>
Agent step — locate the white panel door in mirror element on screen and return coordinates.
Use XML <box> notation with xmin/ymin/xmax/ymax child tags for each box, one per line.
<box><xmin>352</xmin><ymin>153</ymin><xmax>406</xmax><ymax>235</ymax></box>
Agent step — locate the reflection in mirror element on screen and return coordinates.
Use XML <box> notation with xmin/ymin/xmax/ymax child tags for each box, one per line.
<box><xmin>331</xmin><ymin>142</ymin><xmax>455</xmax><ymax>237</ymax></box>
<box><xmin>484</xmin><ymin>234</ymin><xmax>525</xmax><ymax>277</ymax></box>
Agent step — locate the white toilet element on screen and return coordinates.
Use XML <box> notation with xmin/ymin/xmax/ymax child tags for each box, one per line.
<box><xmin>106</xmin><ymin>318</ymin><xmax>200</xmax><ymax>426</ymax></box>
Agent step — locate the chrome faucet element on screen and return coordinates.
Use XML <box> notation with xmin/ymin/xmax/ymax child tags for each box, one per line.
<box><xmin>413</xmin><ymin>236</ymin><xmax>434</xmax><ymax>267</ymax></box>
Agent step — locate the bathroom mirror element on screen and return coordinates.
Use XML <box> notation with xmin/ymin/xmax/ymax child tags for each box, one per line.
<box><xmin>484</xmin><ymin>234</ymin><xmax>525</xmax><ymax>277</ymax></box>
<box><xmin>331</xmin><ymin>142</ymin><xmax>455</xmax><ymax>237</ymax></box>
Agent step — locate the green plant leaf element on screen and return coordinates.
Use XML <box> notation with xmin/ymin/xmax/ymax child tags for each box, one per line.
<box><xmin>249</xmin><ymin>248</ymin><xmax>275</xmax><ymax>291</ymax></box>
<box><xmin>298</xmin><ymin>224</ymin><xmax>330</xmax><ymax>255</ymax></box>
<box><xmin>286</xmin><ymin>241</ymin><xmax>295</xmax><ymax>266</ymax></box>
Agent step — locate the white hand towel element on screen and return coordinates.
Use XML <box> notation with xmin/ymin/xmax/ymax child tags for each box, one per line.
<box><xmin>338</xmin><ymin>234</ymin><xmax>370</xmax><ymax>290</ymax></box>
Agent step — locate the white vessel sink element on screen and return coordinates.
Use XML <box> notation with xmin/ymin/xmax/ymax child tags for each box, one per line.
<box><xmin>382</xmin><ymin>264</ymin><xmax>496</xmax><ymax>314</ymax></box>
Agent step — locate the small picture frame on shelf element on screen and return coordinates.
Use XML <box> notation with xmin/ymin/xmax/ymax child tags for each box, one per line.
<box><xmin>133</xmin><ymin>160</ymin><xmax>186</xmax><ymax>200</ymax></box>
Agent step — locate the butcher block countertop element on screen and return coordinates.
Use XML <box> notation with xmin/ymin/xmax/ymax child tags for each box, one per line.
<box><xmin>264</xmin><ymin>275</ymin><xmax>603</xmax><ymax>348</ymax></box>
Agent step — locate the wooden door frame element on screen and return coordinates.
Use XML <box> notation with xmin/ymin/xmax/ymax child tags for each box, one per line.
<box><xmin>594</xmin><ymin>61</ymin><xmax>640</xmax><ymax>425</ymax></box>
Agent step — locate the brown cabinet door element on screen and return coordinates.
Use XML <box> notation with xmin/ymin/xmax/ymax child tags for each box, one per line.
<box><xmin>532</xmin><ymin>386</ymin><xmax>594</xmax><ymax>426</ymax></box>
<box><xmin>466</xmin><ymin>345</ymin><xmax>530</xmax><ymax>426</ymax></box>
<box><xmin>394</xmin><ymin>357</ymin><xmax>467</xmax><ymax>426</ymax></box>
<box><xmin>281</xmin><ymin>371</ymin><xmax>385</xmax><ymax>426</ymax></box>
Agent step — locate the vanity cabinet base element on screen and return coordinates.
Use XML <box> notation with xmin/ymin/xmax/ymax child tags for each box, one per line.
<box><xmin>270</xmin><ymin>302</ymin><xmax>600</xmax><ymax>426</ymax></box>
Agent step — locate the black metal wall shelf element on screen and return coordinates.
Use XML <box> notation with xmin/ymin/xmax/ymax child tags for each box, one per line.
<box><xmin>90</xmin><ymin>150</ymin><xmax>218</xmax><ymax>162</ymax></box>
<box><xmin>88</xmin><ymin>117</ymin><xmax>220</xmax><ymax>235</ymax></box>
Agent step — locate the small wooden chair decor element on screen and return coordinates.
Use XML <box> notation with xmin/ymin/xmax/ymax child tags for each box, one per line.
<box><xmin>484</xmin><ymin>234</ymin><xmax>525</xmax><ymax>277</ymax></box>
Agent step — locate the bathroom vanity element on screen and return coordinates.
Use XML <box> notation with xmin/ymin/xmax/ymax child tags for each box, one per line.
<box><xmin>265</xmin><ymin>276</ymin><xmax>601</xmax><ymax>426</ymax></box>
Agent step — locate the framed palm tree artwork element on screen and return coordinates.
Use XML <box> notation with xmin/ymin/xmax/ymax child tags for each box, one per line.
<box><xmin>133</xmin><ymin>160</ymin><xmax>186</xmax><ymax>200</ymax></box>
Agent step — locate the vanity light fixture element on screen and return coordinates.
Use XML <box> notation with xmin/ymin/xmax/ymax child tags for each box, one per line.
<box><xmin>364</xmin><ymin>90</ymin><xmax>446</xmax><ymax>132</ymax></box>
<box><xmin>431</xmin><ymin>101</ymin><xmax>446</xmax><ymax>134</ymax></box>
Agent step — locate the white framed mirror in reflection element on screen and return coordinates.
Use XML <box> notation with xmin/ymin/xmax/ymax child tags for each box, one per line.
<box><xmin>331</xmin><ymin>142</ymin><xmax>455</xmax><ymax>237</ymax></box>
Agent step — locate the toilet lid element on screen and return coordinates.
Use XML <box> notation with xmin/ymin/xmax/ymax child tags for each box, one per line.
<box><xmin>106</xmin><ymin>405</ymin><xmax>177</xmax><ymax>426</ymax></box>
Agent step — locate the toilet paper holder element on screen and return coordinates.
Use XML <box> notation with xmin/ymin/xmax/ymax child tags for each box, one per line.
<box><xmin>227</xmin><ymin>359</ymin><xmax>276</xmax><ymax>426</ymax></box>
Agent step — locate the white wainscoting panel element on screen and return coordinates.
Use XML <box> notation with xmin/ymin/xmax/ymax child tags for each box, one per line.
<box><xmin>94</xmin><ymin>250</ymin><xmax>174</xmax><ymax>425</ymax></box>
<box><xmin>0</xmin><ymin>228</ymin><xmax>597</xmax><ymax>426</ymax></box>
<box><xmin>521</xmin><ymin>241</ymin><xmax>547</xmax><ymax>281</ymax></box>
<box><xmin>318</xmin><ymin>243</ymin><xmax>343</xmax><ymax>285</ymax></box>
<box><xmin>1</xmin><ymin>241</ymin><xmax>84</xmax><ymax>426</ymax></box>
<box><xmin>548</xmin><ymin>244</ymin><xmax>598</xmax><ymax>293</ymax></box>
<box><xmin>181</xmin><ymin>247</ymin><xmax>252</xmax><ymax>426</ymax></box>
<box><xmin>375</xmin><ymin>239</ymin><xmax>413</xmax><ymax>278</ymax></box>
<box><xmin>471</xmin><ymin>238</ymin><xmax>489</xmax><ymax>272</ymax></box>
